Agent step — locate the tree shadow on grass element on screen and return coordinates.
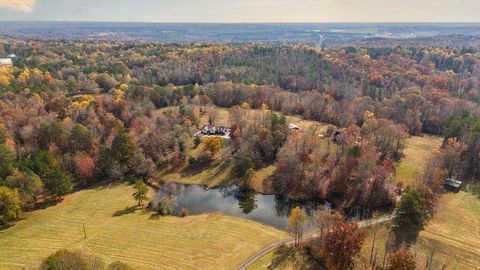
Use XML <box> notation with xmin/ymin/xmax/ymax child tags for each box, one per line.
<box><xmin>391</xmin><ymin>226</ymin><xmax>422</xmax><ymax>249</ymax></box>
<box><xmin>268</xmin><ymin>245</ymin><xmax>297</xmax><ymax>270</ymax></box>
<box><xmin>112</xmin><ymin>206</ymin><xmax>138</xmax><ymax>217</ymax></box>
<box><xmin>0</xmin><ymin>222</ymin><xmax>14</xmax><ymax>231</ymax></box>
<box><xmin>27</xmin><ymin>199</ymin><xmax>62</xmax><ymax>212</ymax></box>
<box><xmin>149</xmin><ymin>213</ymin><xmax>161</xmax><ymax>220</ymax></box>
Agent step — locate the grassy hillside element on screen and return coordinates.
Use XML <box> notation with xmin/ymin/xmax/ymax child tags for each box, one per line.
<box><xmin>416</xmin><ymin>192</ymin><xmax>480</xmax><ymax>269</ymax></box>
<box><xmin>358</xmin><ymin>192</ymin><xmax>480</xmax><ymax>270</ymax></box>
<box><xmin>395</xmin><ymin>135</ymin><xmax>443</xmax><ymax>185</ymax></box>
<box><xmin>0</xmin><ymin>184</ymin><xmax>288</xmax><ymax>270</ymax></box>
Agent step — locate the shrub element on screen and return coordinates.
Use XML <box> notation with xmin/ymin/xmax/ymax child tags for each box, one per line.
<box><xmin>40</xmin><ymin>249</ymin><xmax>104</xmax><ymax>270</ymax></box>
<box><xmin>156</xmin><ymin>195</ymin><xmax>178</xmax><ymax>216</ymax></box>
<box><xmin>188</xmin><ymin>156</ymin><xmax>196</xmax><ymax>167</ymax></box>
<box><xmin>233</xmin><ymin>156</ymin><xmax>254</xmax><ymax>179</ymax></box>
<box><xmin>108</xmin><ymin>261</ymin><xmax>134</xmax><ymax>270</ymax></box>
<box><xmin>180</xmin><ymin>208</ymin><xmax>189</xmax><ymax>217</ymax></box>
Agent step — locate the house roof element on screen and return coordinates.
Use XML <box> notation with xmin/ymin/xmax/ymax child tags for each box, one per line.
<box><xmin>445</xmin><ymin>178</ymin><xmax>463</xmax><ymax>188</ymax></box>
<box><xmin>288</xmin><ymin>123</ymin><xmax>300</xmax><ymax>130</ymax></box>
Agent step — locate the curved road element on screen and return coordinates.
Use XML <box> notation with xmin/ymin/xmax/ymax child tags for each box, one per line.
<box><xmin>236</xmin><ymin>215</ymin><xmax>394</xmax><ymax>270</ymax></box>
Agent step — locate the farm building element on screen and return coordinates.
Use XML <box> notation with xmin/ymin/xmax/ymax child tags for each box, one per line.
<box><xmin>288</xmin><ymin>123</ymin><xmax>300</xmax><ymax>131</ymax></box>
<box><xmin>444</xmin><ymin>178</ymin><xmax>463</xmax><ymax>193</ymax></box>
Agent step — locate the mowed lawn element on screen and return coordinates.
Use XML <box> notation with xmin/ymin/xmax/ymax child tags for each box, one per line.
<box><xmin>0</xmin><ymin>184</ymin><xmax>287</xmax><ymax>270</ymax></box>
<box><xmin>396</xmin><ymin>135</ymin><xmax>443</xmax><ymax>185</ymax></box>
<box><xmin>416</xmin><ymin>192</ymin><xmax>480</xmax><ymax>270</ymax></box>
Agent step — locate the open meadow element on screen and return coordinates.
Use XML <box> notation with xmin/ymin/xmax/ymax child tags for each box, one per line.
<box><xmin>395</xmin><ymin>135</ymin><xmax>443</xmax><ymax>185</ymax></box>
<box><xmin>359</xmin><ymin>191</ymin><xmax>480</xmax><ymax>270</ymax></box>
<box><xmin>0</xmin><ymin>184</ymin><xmax>288</xmax><ymax>270</ymax></box>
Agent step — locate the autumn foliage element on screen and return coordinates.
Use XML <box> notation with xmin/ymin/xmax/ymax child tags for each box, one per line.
<box><xmin>323</xmin><ymin>221</ymin><xmax>366</xmax><ymax>270</ymax></box>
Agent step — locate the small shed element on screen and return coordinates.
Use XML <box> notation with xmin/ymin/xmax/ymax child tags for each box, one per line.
<box><xmin>288</xmin><ymin>123</ymin><xmax>300</xmax><ymax>131</ymax></box>
<box><xmin>444</xmin><ymin>178</ymin><xmax>463</xmax><ymax>193</ymax></box>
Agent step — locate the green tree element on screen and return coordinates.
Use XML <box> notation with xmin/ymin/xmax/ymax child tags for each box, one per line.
<box><xmin>5</xmin><ymin>169</ymin><xmax>43</xmax><ymax>204</ymax></box>
<box><xmin>69</xmin><ymin>124</ymin><xmax>94</xmax><ymax>152</ymax></box>
<box><xmin>393</xmin><ymin>186</ymin><xmax>434</xmax><ymax>246</ymax></box>
<box><xmin>37</xmin><ymin>121</ymin><xmax>67</xmax><ymax>150</ymax></box>
<box><xmin>233</xmin><ymin>156</ymin><xmax>254</xmax><ymax>179</ymax></box>
<box><xmin>0</xmin><ymin>129</ymin><xmax>7</xmax><ymax>145</ymax></box>
<box><xmin>95</xmin><ymin>73</ymin><xmax>118</xmax><ymax>92</ymax></box>
<box><xmin>0</xmin><ymin>186</ymin><xmax>22</xmax><ymax>223</ymax></box>
<box><xmin>111</xmin><ymin>132</ymin><xmax>136</xmax><ymax>164</ymax></box>
<box><xmin>132</xmin><ymin>180</ymin><xmax>148</xmax><ymax>206</ymax></box>
<box><xmin>0</xmin><ymin>144</ymin><xmax>15</xmax><ymax>180</ymax></box>
<box><xmin>44</xmin><ymin>168</ymin><xmax>73</xmax><ymax>199</ymax></box>
<box><xmin>28</xmin><ymin>151</ymin><xmax>73</xmax><ymax>199</ymax></box>
<box><xmin>193</xmin><ymin>136</ymin><xmax>201</xmax><ymax>148</ymax></box>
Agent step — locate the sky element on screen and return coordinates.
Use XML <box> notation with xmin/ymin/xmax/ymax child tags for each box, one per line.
<box><xmin>0</xmin><ymin>0</ymin><xmax>480</xmax><ymax>23</ymax></box>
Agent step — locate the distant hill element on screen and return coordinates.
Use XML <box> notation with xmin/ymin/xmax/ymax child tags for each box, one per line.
<box><xmin>1</xmin><ymin>22</ymin><xmax>480</xmax><ymax>47</ymax></box>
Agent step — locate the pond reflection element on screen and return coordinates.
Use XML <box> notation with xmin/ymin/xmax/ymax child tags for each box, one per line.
<box><xmin>155</xmin><ymin>183</ymin><xmax>330</xmax><ymax>230</ymax></box>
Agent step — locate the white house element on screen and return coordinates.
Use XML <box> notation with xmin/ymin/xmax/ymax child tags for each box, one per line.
<box><xmin>0</xmin><ymin>58</ymin><xmax>13</xmax><ymax>68</ymax></box>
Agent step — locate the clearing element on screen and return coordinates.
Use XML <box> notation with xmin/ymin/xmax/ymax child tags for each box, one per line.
<box><xmin>395</xmin><ymin>135</ymin><xmax>443</xmax><ymax>185</ymax></box>
<box><xmin>0</xmin><ymin>183</ymin><xmax>287</xmax><ymax>270</ymax></box>
<box><xmin>358</xmin><ymin>192</ymin><xmax>480</xmax><ymax>270</ymax></box>
<box><xmin>416</xmin><ymin>192</ymin><xmax>480</xmax><ymax>269</ymax></box>
<box><xmin>158</xmin><ymin>106</ymin><xmax>330</xmax><ymax>190</ymax></box>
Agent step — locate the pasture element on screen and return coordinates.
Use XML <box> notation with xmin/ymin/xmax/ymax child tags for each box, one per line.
<box><xmin>0</xmin><ymin>184</ymin><xmax>287</xmax><ymax>270</ymax></box>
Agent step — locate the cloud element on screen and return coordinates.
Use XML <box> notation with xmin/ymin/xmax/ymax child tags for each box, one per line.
<box><xmin>0</xmin><ymin>0</ymin><xmax>36</xmax><ymax>12</ymax></box>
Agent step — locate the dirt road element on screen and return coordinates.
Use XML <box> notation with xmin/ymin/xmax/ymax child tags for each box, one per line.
<box><xmin>236</xmin><ymin>214</ymin><xmax>394</xmax><ymax>270</ymax></box>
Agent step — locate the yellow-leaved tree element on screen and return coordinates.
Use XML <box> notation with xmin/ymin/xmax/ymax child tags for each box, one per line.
<box><xmin>288</xmin><ymin>206</ymin><xmax>307</xmax><ymax>246</ymax></box>
<box><xmin>0</xmin><ymin>68</ymin><xmax>13</xmax><ymax>87</ymax></box>
<box><xmin>203</xmin><ymin>137</ymin><xmax>223</xmax><ymax>157</ymax></box>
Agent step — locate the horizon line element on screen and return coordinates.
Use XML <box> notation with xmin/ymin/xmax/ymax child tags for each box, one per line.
<box><xmin>1</xmin><ymin>20</ymin><xmax>480</xmax><ymax>24</ymax></box>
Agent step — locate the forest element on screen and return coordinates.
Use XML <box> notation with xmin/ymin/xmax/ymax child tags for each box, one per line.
<box><xmin>1</xmin><ymin>40</ymin><xmax>479</xmax><ymax>216</ymax></box>
<box><xmin>0</xmin><ymin>40</ymin><xmax>479</xmax><ymax>269</ymax></box>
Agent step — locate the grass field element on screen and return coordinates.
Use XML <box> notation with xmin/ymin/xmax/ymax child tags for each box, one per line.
<box><xmin>358</xmin><ymin>192</ymin><xmax>480</xmax><ymax>270</ymax></box>
<box><xmin>395</xmin><ymin>135</ymin><xmax>443</xmax><ymax>185</ymax></box>
<box><xmin>0</xmin><ymin>184</ymin><xmax>288</xmax><ymax>270</ymax></box>
<box><xmin>416</xmin><ymin>192</ymin><xmax>480</xmax><ymax>269</ymax></box>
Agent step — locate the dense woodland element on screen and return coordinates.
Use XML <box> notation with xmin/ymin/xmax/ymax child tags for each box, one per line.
<box><xmin>0</xmin><ymin>40</ymin><xmax>479</xmax><ymax>232</ymax></box>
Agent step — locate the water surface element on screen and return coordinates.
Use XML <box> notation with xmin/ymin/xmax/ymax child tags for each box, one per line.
<box><xmin>155</xmin><ymin>183</ymin><xmax>329</xmax><ymax>230</ymax></box>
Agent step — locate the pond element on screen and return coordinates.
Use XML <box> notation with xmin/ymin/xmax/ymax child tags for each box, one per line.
<box><xmin>154</xmin><ymin>183</ymin><xmax>332</xmax><ymax>230</ymax></box>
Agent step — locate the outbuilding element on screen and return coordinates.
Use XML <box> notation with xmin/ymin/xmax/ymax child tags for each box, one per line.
<box><xmin>444</xmin><ymin>178</ymin><xmax>463</xmax><ymax>193</ymax></box>
<box><xmin>0</xmin><ymin>58</ymin><xmax>13</xmax><ymax>68</ymax></box>
<box><xmin>288</xmin><ymin>123</ymin><xmax>301</xmax><ymax>131</ymax></box>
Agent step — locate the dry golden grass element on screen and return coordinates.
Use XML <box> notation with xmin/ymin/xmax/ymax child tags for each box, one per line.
<box><xmin>0</xmin><ymin>184</ymin><xmax>288</xmax><ymax>270</ymax></box>
<box><xmin>395</xmin><ymin>135</ymin><xmax>443</xmax><ymax>186</ymax></box>
<box><xmin>358</xmin><ymin>192</ymin><xmax>480</xmax><ymax>270</ymax></box>
<box><xmin>161</xmin><ymin>160</ymin><xmax>235</xmax><ymax>187</ymax></box>
<box><xmin>415</xmin><ymin>192</ymin><xmax>480</xmax><ymax>270</ymax></box>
